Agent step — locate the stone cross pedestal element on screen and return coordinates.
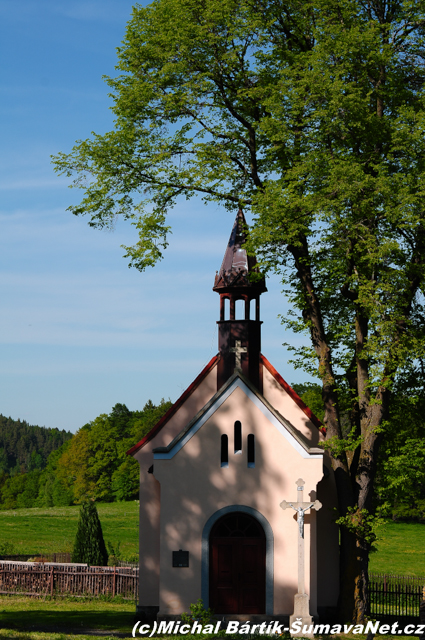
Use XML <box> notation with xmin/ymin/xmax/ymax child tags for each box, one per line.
<box><xmin>280</xmin><ymin>478</ymin><xmax>322</xmax><ymax>638</ymax></box>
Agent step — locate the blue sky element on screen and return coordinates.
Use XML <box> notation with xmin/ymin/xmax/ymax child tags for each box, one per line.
<box><xmin>0</xmin><ymin>0</ymin><xmax>313</xmax><ymax>433</ymax></box>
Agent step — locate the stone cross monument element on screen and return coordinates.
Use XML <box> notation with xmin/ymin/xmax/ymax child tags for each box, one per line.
<box><xmin>280</xmin><ymin>478</ymin><xmax>322</xmax><ymax>637</ymax></box>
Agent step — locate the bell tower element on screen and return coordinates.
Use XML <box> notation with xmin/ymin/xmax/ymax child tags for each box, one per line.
<box><xmin>213</xmin><ymin>210</ymin><xmax>267</xmax><ymax>391</ymax></box>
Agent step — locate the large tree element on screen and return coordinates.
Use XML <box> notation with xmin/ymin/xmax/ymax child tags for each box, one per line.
<box><xmin>53</xmin><ymin>0</ymin><xmax>425</xmax><ymax>621</ymax></box>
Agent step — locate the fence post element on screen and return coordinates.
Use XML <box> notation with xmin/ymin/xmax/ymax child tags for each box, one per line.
<box><xmin>113</xmin><ymin>566</ymin><xmax>116</xmax><ymax>598</ymax></box>
<box><xmin>50</xmin><ymin>567</ymin><xmax>54</xmax><ymax>597</ymax></box>
<box><xmin>419</xmin><ymin>586</ymin><xmax>425</xmax><ymax>640</ymax></box>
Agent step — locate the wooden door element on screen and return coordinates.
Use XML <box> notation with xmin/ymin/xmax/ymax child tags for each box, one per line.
<box><xmin>209</xmin><ymin>513</ymin><xmax>266</xmax><ymax>614</ymax></box>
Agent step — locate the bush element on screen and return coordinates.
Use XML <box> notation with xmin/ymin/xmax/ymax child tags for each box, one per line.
<box><xmin>72</xmin><ymin>500</ymin><xmax>108</xmax><ymax>565</ymax></box>
<box><xmin>181</xmin><ymin>599</ymin><xmax>215</xmax><ymax>626</ymax></box>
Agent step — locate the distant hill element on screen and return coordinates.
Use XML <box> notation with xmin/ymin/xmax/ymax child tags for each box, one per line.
<box><xmin>0</xmin><ymin>414</ymin><xmax>73</xmax><ymax>475</ymax></box>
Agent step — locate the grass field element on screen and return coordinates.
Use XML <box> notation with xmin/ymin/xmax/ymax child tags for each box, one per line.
<box><xmin>0</xmin><ymin>597</ymin><xmax>417</xmax><ymax>640</ymax></box>
<box><xmin>0</xmin><ymin>595</ymin><xmax>136</xmax><ymax>634</ymax></box>
<box><xmin>0</xmin><ymin>502</ymin><xmax>139</xmax><ymax>560</ymax></box>
<box><xmin>0</xmin><ymin>632</ymin><xmax>129</xmax><ymax>640</ymax></box>
<box><xmin>0</xmin><ymin>503</ymin><xmax>423</xmax><ymax>639</ymax></box>
<box><xmin>369</xmin><ymin>520</ymin><xmax>425</xmax><ymax>576</ymax></box>
<box><xmin>0</xmin><ymin>503</ymin><xmax>424</xmax><ymax>574</ymax></box>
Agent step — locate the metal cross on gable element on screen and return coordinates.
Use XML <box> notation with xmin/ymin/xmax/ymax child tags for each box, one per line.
<box><xmin>230</xmin><ymin>340</ymin><xmax>247</xmax><ymax>369</ymax></box>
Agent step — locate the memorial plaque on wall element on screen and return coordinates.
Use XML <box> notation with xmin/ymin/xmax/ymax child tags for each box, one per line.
<box><xmin>172</xmin><ymin>550</ymin><xmax>189</xmax><ymax>567</ymax></box>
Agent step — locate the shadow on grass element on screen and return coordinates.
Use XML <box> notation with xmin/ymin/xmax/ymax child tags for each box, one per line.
<box><xmin>0</xmin><ymin>608</ymin><xmax>134</xmax><ymax>634</ymax></box>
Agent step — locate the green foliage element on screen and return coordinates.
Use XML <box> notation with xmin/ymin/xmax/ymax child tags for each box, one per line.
<box><xmin>181</xmin><ymin>599</ymin><xmax>215</xmax><ymax>626</ymax></box>
<box><xmin>52</xmin><ymin>0</ymin><xmax>425</xmax><ymax>615</ymax></box>
<box><xmin>375</xmin><ymin>385</ymin><xmax>425</xmax><ymax>521</ymax></box>
<box><xmin>0</xmin><ymin>400</ymin><xmax>170</xmax><ymax>509</ymax></box>
<box><xmin>378</xmin><ymin>438</ymin><xmax>425</xmax><ymax>521</ymax></box>
<box><xmin>335</xmin><ymin>507</ymin><xmax>383</xmax><ymax>550</ymax></box>
<box><xmin>56</xmin><ymin>400</ymin><xmax>171</xmax><ymax>504</ymax></box>
<box><xmin>35</xmin><ymin>441</ymin><xmax>74</xmax><ymax>508</ymax></box>
<box><xmin>0</xmin><ymin>417</ymin><xmax>74</xmax><ymax>510</ymax></box>
<box><xmin>72</xmin><ymin>501</ymin><xmax>108</xmax><ymax>566</ymax></box>
<box><xmin>320</xmin><ymin>428</ymin><xmax>364</xmax><ymax>458</ymax></box>
<box><xmin>0</xmin><ymin>414</ymin><xmax>72</xmax><ymax>474</ymax></box>
<box><xmin>0</xmin><ymin>414</ymin><xmax>72</xmax><ymax>475</ymax></box>
<box><xmin>111</xmin><ymin>457</ymin><xmax>139</xmax><ymax>502</ymax></box>
<box><xmin>291</xmin><ymin>382</ymin><xmax>324</xmax><ymax>422</ymax></box>
<box><xmin>0</xmin><ymin>470</ymin><xmax>42</xmax><ymax>510</ymax></box>
<box><xmin>106</xmin><ymin>540</ymin><xmax>122</xmax><ymax>566</ymax></box>
<box><xmin>52</xmin><ymin>0</ymin><xmax>425</xmax><ymax>440</ymax></box>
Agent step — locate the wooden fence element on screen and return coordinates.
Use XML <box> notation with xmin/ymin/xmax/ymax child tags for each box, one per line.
<box><xmin>368</xmin><ymin>573</ymin><xmax>425</xmax><ymax>619</ymax></box>
<box><xmin>3</xmin><ymin>565</ymin><xmax>421</xmax><ymax>615</ymax></box>
<box><xmin>0</xmin><ymin>561</ymin><xmax>138</xmax><ymax>600</ymax></box>
<box><xmin>0</xmin><ymin>553</ymin><xmax>72</xmax><ymax>563</ymax></box>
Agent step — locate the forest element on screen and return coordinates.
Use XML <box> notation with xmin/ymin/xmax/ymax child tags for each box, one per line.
<box><xmin>0</xmin><ymin>415</ymin><xmax>73</xmax><ymax>475</ymax></box>
<box><xmin>0</xmin><ymin>399</ymin><xmax>171</xmax><ymax>510</ymax></box>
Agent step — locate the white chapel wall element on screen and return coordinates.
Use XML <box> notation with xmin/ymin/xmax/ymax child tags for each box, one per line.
<box><xmin>152</xmin><ymin>386</ymin><xmax>324</xmax><ymax>617</ymax></box>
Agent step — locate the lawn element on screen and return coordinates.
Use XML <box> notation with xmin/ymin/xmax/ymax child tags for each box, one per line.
<box><xmin>0</xmin><ymin>595</ymin><xmax>136</xmax><ymax>635</ymax></box>
<box><xmin>369</xmin><ymin>520</ymin><xmax>425</xmax><ymax>576</ymax></box>
<box><xmin>1</xmin><ymin>503</ymin><xmax>424</xmax><ymax>575</ymax></box>
<box><xmin>0</xmin><ymin>598</ymin><xmax>418</xmax><ymax>640</ymax></box>
<box><xmin>0</xmin><ymin>512</ymin><xmax>421</xmax><ymax>640</ymax></box>
<box><xmin>0</xmin><ymin>632</ymin><xmax>128</xmax><ymax>640</ymax></box>
<box><xmin>0</xmin><ymin>502</ymin><xmax>139</xmax><ymax>560</ymax></box>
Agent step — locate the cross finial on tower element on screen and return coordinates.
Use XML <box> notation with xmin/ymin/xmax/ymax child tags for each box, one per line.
<box><xmin>230</xmin><ymin>340</ymin><xmax>247</xmax><ymax>370</ymax></box>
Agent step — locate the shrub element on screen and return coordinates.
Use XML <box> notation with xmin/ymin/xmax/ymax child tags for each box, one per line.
<box><xmin>72</xmin><ymin>500</ymin><xmax>108</xmax><ymax>565</ymax></box>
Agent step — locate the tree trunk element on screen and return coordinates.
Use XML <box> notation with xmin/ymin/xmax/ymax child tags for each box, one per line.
<box><xmin>338</xmin><ymin>528</ymin><xmax>362</xmax><ymax>623</ymax></box>
<box><xmin>287</xmin><ymin>235</ymin><xmax>366</xmax><ymax>620</ymax></box>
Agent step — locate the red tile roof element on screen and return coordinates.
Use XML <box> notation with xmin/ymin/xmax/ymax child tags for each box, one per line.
<box><xmin>127</xmin><ymin>352</ymin><xmax>325</xmax><ymax>457</ymax></box>
<box><xmin>261</xmin><ymin>355</ymin><xmax>326</xmax><ymax>434</ymax></box>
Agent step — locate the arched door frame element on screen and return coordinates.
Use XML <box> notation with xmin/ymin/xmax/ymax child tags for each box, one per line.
<box><xmin>201</xmin><ymin>505</ymin><xmax>274</xmax><ymax>615</ymax></box>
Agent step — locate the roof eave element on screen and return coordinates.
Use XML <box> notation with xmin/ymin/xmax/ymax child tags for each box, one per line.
<box><xmin>261</xmin><ymin>354</ymin><xmax>326</xmax><ymax>435</ymax></box>
<box><xmin>153</xmin><ymin>369</ymin><xmax>323</xmax><ymax>457</ymax></box>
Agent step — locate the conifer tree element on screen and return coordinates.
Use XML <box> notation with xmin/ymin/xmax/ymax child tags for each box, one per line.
<box><xmin>72</xmin><ymin>500</ymin><xmax>108</xmax><ymax>566</ymax></box>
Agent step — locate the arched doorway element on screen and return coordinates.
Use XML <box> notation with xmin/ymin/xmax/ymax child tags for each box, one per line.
<box><xmin>209</xmin><ymin>512</ymin><xmax>266</xmax><ymax>614</ymax></box>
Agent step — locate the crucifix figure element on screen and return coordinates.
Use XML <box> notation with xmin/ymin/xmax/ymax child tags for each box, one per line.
<box><xmin>280</xmin><ymin>478</ymin><xmax>321</xmax><ymax>540</ymax></box>
<box><xmin>280</xmin><ymin>478</ymin><xmax>322</xmax><ymax>637</ymax></box>
<box><xmin>230</xmin><ymin>340</ymin><xmax>247</xmax><ymax>370</ymax></box>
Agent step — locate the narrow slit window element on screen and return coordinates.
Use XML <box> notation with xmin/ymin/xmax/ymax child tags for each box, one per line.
<box><xmin>247</xmin><ymin>434</ymin><xmax>255</xmax><ymax>468</ymax></box>
<box><xmin>221</xmin><ymin>434</ymin><xmax>229</xmax><ymax>467</ymax></box>
<box><xmin>234</xmin><ymin>421</ymin><xmax>242</xmax><ymax>454</ymax></box>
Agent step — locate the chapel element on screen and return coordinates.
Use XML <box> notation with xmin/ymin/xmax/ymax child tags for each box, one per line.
<box><xmin>128</xmin><ymin>210</ymin><xmax>339</xmax><ymax>623</ymax></box>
